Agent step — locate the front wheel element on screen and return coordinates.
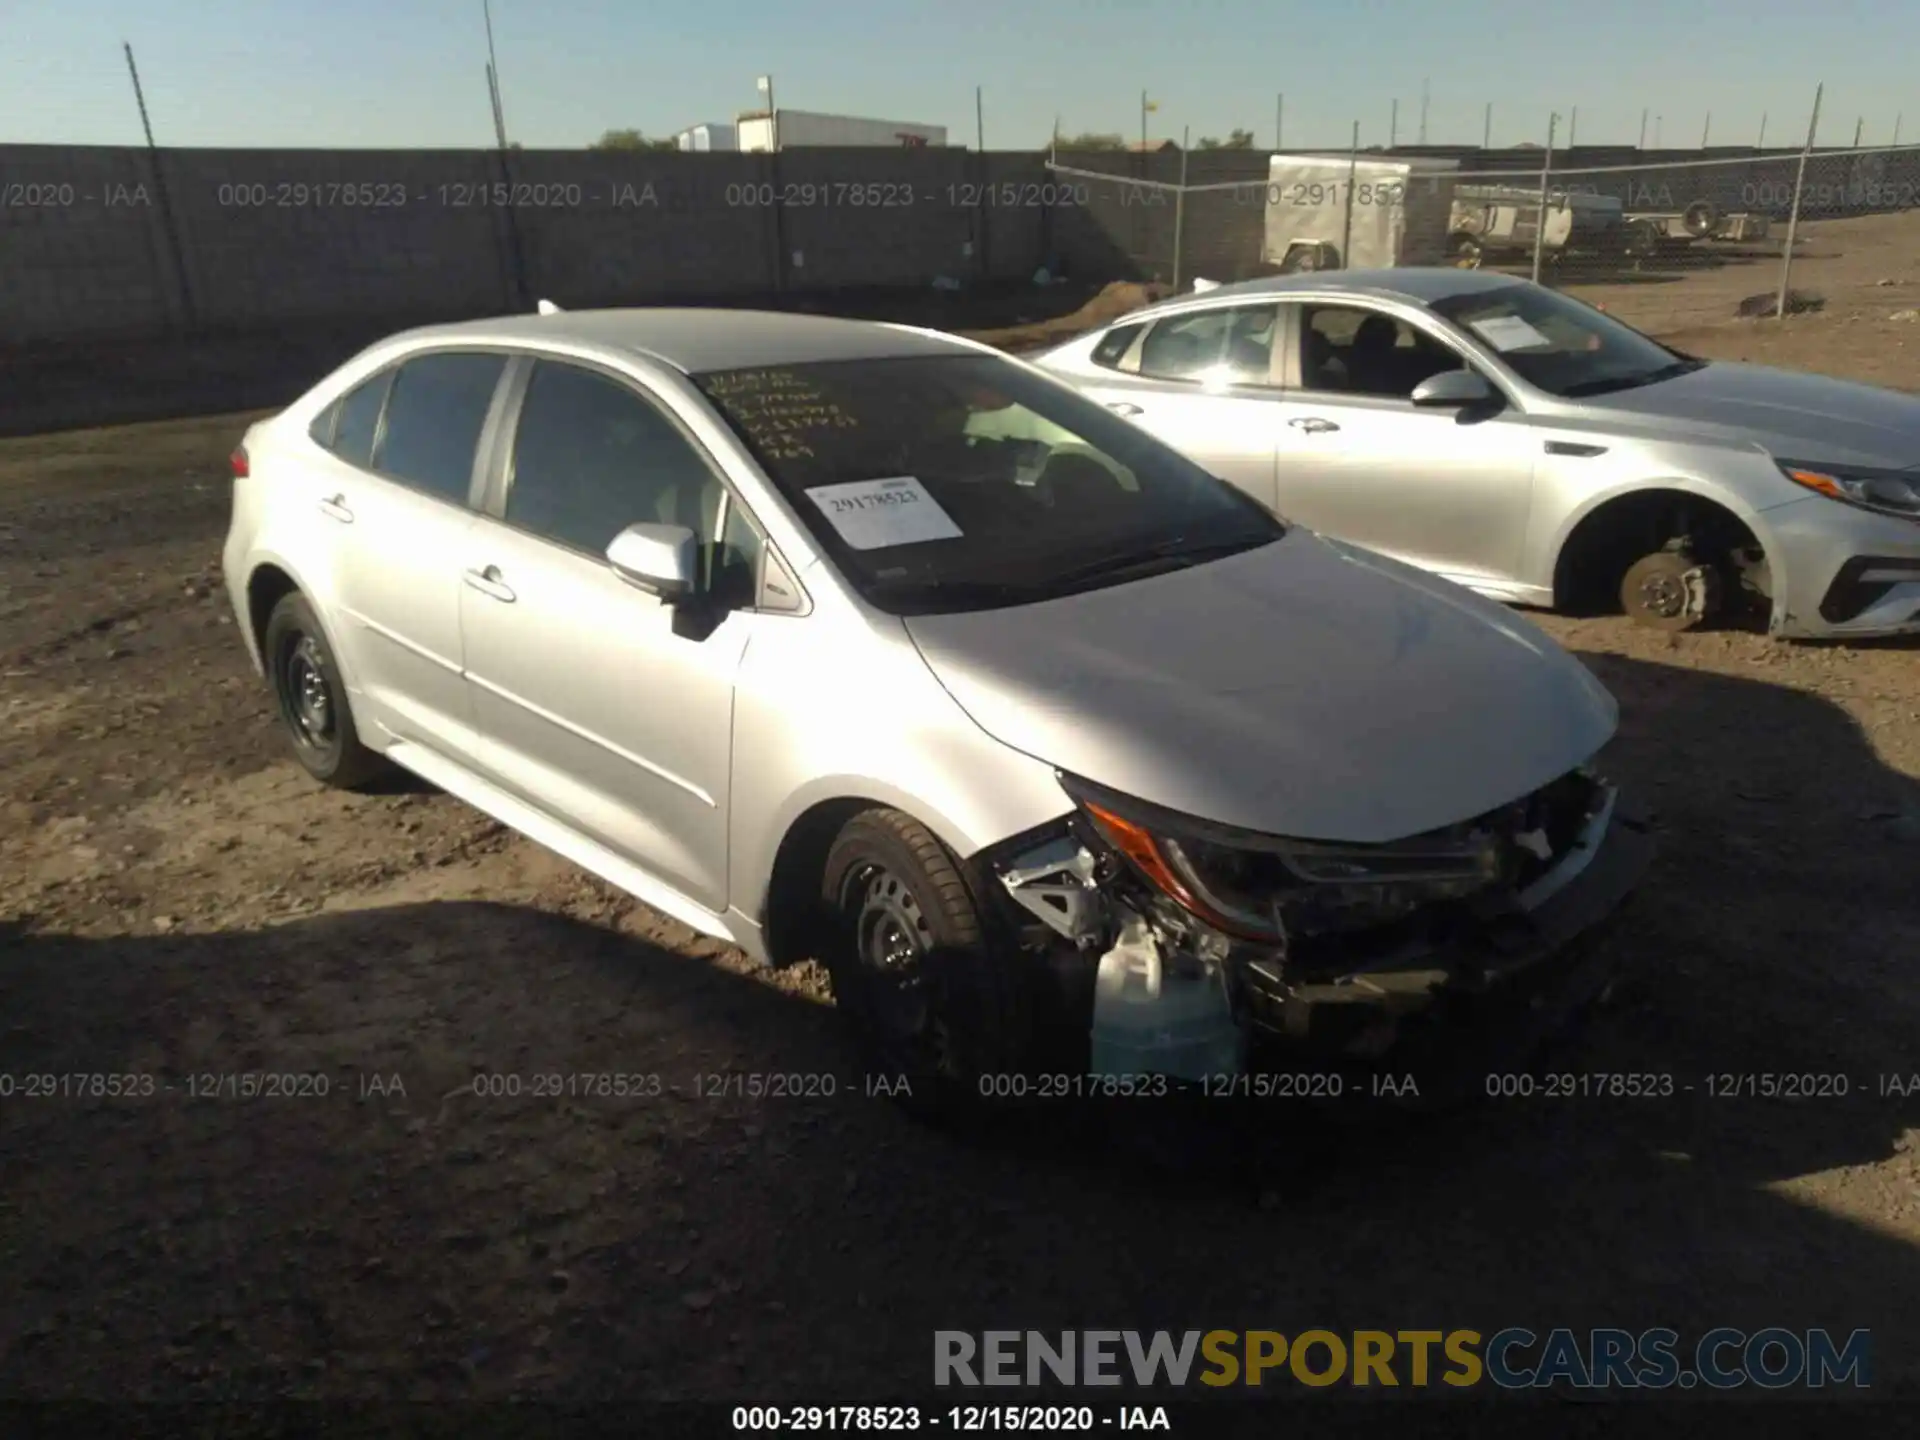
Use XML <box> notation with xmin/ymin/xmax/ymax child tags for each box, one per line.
<box><xmin>264</xmin><ymin>591</ymin><xmax>389</xmax><ymax>788</ymax></box>
<box><xmin>820</xmin><ymin>808</ymin><xmax>1033</xmax><ymax>1119</ymax></box>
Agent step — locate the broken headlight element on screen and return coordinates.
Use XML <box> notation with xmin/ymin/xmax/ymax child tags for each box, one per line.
<box><xmin>1062</xmin><ymin>775</ymin><xmax>1509</xmax><ymax>943</ymax></box>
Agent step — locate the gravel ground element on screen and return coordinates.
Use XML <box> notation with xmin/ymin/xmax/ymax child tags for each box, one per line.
<box><xmin>2</xmin><ymin>312</ymin><xmax>1918</xmax><ymax>1412</ymax></box>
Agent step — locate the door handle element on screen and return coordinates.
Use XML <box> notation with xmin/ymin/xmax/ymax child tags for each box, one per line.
<box><xmin>462</xmin><ymin>565</ymin><xmax>516</xmax><ymax>603</ymax></box>
<box><xmin>1289</xmin><ymin>416</ymin><xmax>1340</xmax><ymax>434</ymax></box>
<box><xmin>1106</xmin><ymin>401</ymin><xmax>1144</xmax><ymax>416</ymax></box>
<box><xmin>317</xmin><ymin>494</ymin><xmax>354</xmax><ymax>523</ymax></box>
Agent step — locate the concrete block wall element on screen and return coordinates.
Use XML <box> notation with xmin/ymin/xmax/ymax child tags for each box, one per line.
<box><xmin>0</xmin><ymin>143</ymin><xmax>1059</xmax><ymax>346</ymax></box>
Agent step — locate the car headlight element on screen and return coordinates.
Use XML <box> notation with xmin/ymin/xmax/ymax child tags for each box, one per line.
<box><xmin>1061</xmin><ymin>775</ymin><xmax>1508</xmax><ymax>943</ymax></box>
<box><xmin>1779</xmin><ymin>460</ymin><xmax>1920</xmax><ymax>519</ymax></box>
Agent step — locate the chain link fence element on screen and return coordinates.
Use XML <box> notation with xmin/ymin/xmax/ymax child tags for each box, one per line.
<box><xmin>1044</xmin><ymin>142</ymin><xmax>1920</xmax><ymax>333</ymax></box>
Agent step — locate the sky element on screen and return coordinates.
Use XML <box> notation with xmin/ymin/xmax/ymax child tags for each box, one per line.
<box><xmin>1</xmin><ymin>0</ymin><xmax>1910</xmax><ymax>152</ymax></box>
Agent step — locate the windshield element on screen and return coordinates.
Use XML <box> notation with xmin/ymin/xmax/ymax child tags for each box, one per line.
<box><xmin>691</xmin><ymin>353</ymin><xmax>1285</xmax><ymax>615</ymax></box>
<box><xmin>1427</xmin><ymin>282</ymin><xmax>1703</xmax><ymax>398</ymax></box>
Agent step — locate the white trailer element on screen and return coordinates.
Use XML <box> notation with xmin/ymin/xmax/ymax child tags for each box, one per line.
<box><xmin>1261</xmin><ymin>154</ymin><xmax>1461</xmax><ymax>272</ymax></box>
<box><xmin>674</xmin><ymin>122</ymin><xmax>737</xmax><ymax>152</ymax></box>
<box><xmin>735</xmin><ymin>108</ymin><xmax>948</xmax><ymax>151</ymax></box>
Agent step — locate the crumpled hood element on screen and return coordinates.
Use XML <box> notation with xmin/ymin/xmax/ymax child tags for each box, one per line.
<box><xmin>904</xmin><ymin>530</ymin><xmax>1618</xmax><ymax>844</ymax></box>
<box><xmin>1580</xmin><ymin>361</ymin><xmax>1920</xmax><ymax>470</ymax></box>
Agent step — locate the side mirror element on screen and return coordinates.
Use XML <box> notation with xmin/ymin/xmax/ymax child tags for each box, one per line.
<box><xmin>606</xmin><ymin>522</ymin><xmax>698</xmax><ymax>601</ymax></box>
<box><xmin>1410</xmin><ymin>369</ymin><xmax>1498</xmax><ymax>409</ymax></box>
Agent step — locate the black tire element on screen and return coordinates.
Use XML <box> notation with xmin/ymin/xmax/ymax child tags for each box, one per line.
<box><xmin>1619</xmin><ymin>550</ymin><xmax>1720</xmax><ymax>633</ymax></box>
<box><xmin>263</xmin><ymin>591</ymin><xmax>388</xmax><ymax>789</ymax></box>
<box><xmin>820</xmin><ymin>808</ymin><xmax>1033</xmax><ymax>1119</ymax></box>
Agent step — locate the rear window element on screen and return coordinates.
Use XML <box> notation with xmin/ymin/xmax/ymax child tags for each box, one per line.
<box><xmin>690</xmin><ymin>353</ymin><xmax>1281</xmax><ymax>615</ymax></box>
<box><xmin>323</xmin><ymin>372</ymin><xmax>392</xmax><ymax>469</ymax></box>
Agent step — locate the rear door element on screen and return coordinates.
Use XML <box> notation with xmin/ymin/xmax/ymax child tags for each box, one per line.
<box><xmin>1064</xmin><ymin>303</ymin><xmax>1284</xmax><ymax>510</ymax></box>
<box><xmin>1266</xmin><ymin>300</ymin><xmax>1538</xmax><ymax>590</ymax></box>
<box><xmin>314</xmin><ymin>349</ymin><xmax>509</xmax><ymax>762</ymax></box>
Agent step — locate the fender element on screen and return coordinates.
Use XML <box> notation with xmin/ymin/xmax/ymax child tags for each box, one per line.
<box><xmin>1543</xmin><ymin>472</ymin><xmax>1791</xmax><ymax>612</ymax></box>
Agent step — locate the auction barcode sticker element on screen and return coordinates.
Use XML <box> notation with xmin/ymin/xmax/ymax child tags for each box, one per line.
<box><xmin>804</xmin><ymin>476</ymin><xmax>963</xmax><ymax>550</ymax></box>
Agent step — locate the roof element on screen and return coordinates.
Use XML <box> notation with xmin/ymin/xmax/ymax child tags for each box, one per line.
<box><xmin>386</xmin><ymin>307</ymin><xmax>974</xmax><ymax>373</ymax></box>
<box><xmin>1130</xmin><ymin>266</ymin><xmax>1530</xmax><ymax>317</ymax></box>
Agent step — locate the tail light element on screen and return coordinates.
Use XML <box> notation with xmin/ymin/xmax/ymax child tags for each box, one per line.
<box><xmin>230</xmin><ymin>446</ymin><xmax>250</xmax><ymax>479</ymax></box>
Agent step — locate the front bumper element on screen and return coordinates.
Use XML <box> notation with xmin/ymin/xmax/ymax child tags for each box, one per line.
<box><xmin>1764</xmin><ymin>496</ymin><xmax>1920</xmax><ymax>638</ymax></box>
<box><xmin>1232</xmin><ymin>784</ymin><xmax>1656</xmax><ymax>1103</ymax></box>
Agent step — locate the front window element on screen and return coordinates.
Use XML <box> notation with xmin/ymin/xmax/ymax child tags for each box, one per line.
<box><xmin>1427</xmin><ymin>282</ymin><xmax>1703</xmax><ymax>398</ymax></box>
<box><xmin>1297</xmin><ymin>305</ymin><xmax>1475</xmax><ymax>399</ymax></box>
<box><xmin>691</xmin><ymin>354</ymin><xmax>1284</xmax><ymax>615</ymax></box>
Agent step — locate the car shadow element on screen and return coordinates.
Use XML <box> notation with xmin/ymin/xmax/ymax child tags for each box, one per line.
<box><xmin>1</xmin><ymin>651</ymin><xmax>1916</xmax><ymax>1403</ymax></box>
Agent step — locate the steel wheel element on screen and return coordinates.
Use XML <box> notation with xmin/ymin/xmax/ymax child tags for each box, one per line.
<box><xmin>280</xmin><ymin>634</ymin><xmax>335</xmax><ymax>751</ymax></box>
<box><xmin>841</xmin><ymin>861</ymin><xmax>951</xmax><ymax>1074</ymax></box>
<box><xmin>261</xmin><ymin>590</ymin><xmax>387</xmax><ymax>789</ymax></box>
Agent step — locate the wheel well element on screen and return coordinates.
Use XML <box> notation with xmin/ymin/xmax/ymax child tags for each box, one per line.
<box><xmin>1552</xmin><ymin>489</ymin><xmax>1764</xmax><ymax>614</ymax></box>
<box><xmin>761</xmin><ymin>798</ymin><xmax>879</xmax><ymax>969</ymax></box>
<box><xmin>246</xmin><ymin>564</ymin><xmax>299</xmax><ymax>658</ymax></box>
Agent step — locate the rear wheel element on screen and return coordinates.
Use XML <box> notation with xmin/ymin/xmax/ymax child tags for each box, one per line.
<box><xmin>820</xmin><ymin>809</ymin><xmax>1032</xmax><ymax>1119</ymax></box>
<box><xmin>264</xmin><ymin>592</ymin><xmax>388</xmax><ymax>788</ymax></box>
<box><xmin>1620</xmin><ymin>549</ymin><xmax>1722</xmax><ymax>632</ymax></box>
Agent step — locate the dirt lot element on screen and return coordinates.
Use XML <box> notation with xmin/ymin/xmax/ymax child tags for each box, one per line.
<box><xmin>1562</xmin><ymin>211</ymin><xmax>1920</xmax><ymax>375</ymax></box>
<box><xmin>3</xmin><ymin>295</ymin><xmax>1920</xmax><ymax>1414</ymax></box>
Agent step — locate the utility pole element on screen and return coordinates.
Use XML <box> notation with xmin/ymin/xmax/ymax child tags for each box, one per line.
<box><xmin>1639</xmin><ymin>108</ymin><xmax>1648</xmax><ymax>149</ymax></box>
<box><xmin>482</xmin><ymin>0</ymin><xmax>509</xmax><ymax>147</ymax></box>
<box><xmin>122</xmin><ymin>41</ymin><xmax>157</xmax><ymax>147</ymax></box>
<box><xmin>1482</xmin><ymin>101</ymin><xmax>1491</xmax><ymax>148</ymax></box>
<box><xmin>1568</xmin><ymin>106</ymin><xmax>1578</xmax><ymax>147</ymax></box>
<box><xmin>1702</xmin><ymin>112</ymin><xmax>1711</xmax><ymax>147</ymax></box>
<box><xmin>1895</xmin><ymin>113</ymin><xmax>1904</xmax><ymax>146</ymax></box>
<box><xmin>975</xmin><ymin>84</ymin><xmax>984</xmax><ymax>152</ymax></box>
<box><xmin>1140</xmin><ymin>89</ymin><xmax>1149</xmax><ymax>152</ymax></box>
<box><xmin>485</xmin><ymin>63</ymin><xmax>506</xmax><ymax>149</ymax></box>
<box><xmin>1418</xmin><ymin>78</ymin><xmax>1429</xmax><ymax>144</ymax></box>
<box><xmin>758</xmin><ymin>74</ymin><xmax>776</xmax><ymax>147</ymax></box>
<box><xmin>1654</xmin><ymin>113</ymin><xmax>1663</xmax><ymax>147</ymax></box>
<box><xmin>1758</xmin><ymin>112</ymin><xmax>1768</xmax><ymax>148</ymax></box>
<box><xmin>1390</xmin><ymin>98</ymin><xmax>1399</xmax><ymax>149</ymax></box>
<box><xmin>1852</xmin><ymin>116</ymin><xmax>1864</xmax><ymax>147</ymax></box>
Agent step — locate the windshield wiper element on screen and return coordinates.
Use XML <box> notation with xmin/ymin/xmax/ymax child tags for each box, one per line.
<box><xmin>864</xmin><ymin>578</ymin><xmax>1048</xmax><ymax>613</ymax></box>
<box><xmin>1043</xmin><ymin>533</ymin><xmax>1274</xmax><ymax>591</ymax></box>
<box><xmin>1560</xmin><ymin>358</ymin><xmax>1706</xmax><ymax>398</ymax></box>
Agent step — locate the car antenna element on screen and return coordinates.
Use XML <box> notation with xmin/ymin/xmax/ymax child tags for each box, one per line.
<box><xmin>536</xmin><ymin>299</ymin><xmax>563</xmax><ymax>315</ymax></box>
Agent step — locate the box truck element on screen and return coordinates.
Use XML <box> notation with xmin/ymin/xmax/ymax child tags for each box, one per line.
<box><xmin>735</xmin><ymin>109</ymin><xmax>948</xmax><ymax>151</ymax></box>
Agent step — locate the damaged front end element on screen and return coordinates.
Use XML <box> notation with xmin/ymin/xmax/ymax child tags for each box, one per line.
<box><xmin>985</xmin><ymin>767</ymin><xmax>1656</xmax><ymax>1100</ymax></box>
